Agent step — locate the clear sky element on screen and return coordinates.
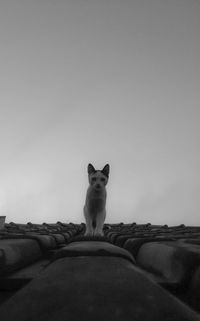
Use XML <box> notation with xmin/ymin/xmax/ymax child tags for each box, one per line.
<box><xmin>0</xmin><ymin>0</ymin><xmax>200</xmax><ymax>225</ymax></box>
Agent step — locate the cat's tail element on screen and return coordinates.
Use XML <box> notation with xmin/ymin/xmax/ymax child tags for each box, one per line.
<box><xmin>92</xmin><ymin>219</ymin><xmax>96</xmax><ymax>229</ymax></box>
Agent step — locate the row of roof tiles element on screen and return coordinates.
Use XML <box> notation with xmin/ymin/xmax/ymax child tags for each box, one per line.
<box><xmin>0</xmin><ymin>222</ymin><xmax>200</xmax><ymax>314</ymax></box>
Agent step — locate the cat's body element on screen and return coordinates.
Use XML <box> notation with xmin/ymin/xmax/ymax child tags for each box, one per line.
<box><xmin>84</xmin><ymin>163</ymin><xmax>110</xmax><ymax>236</ymax></box>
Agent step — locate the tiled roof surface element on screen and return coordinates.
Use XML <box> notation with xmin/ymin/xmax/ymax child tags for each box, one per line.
<box><xmin>0</xmin><ymin>222</ymin><xmax>200</xmax><ymax>320</ymax></box>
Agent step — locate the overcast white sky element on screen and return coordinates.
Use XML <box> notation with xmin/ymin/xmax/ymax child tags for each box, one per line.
<box><xmin>0</xmin><ymin>0</ymin><xmax>200</xmax><ymax>225</ymax></box>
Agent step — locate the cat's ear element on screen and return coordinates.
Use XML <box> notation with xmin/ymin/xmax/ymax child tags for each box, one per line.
<box><xmin>88</xmin><ymin>163</ymin><xmax>96</xmax><ymax>175</ymax></box>
<box><xmin>102</xmin><ymin>164</ymin><xmax>110</xmax><ymax>177</ymax></box>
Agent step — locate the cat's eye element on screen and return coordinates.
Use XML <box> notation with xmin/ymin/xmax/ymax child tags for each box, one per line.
<box><xmin>92</xmin><ymin>177</ymin><xmax>97</xmax><ymax>181</ymax></box>
<box><xmin>101</xmin><ymin>178</ymin><xmax>105</xmax><ymax>182</ymax></box>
